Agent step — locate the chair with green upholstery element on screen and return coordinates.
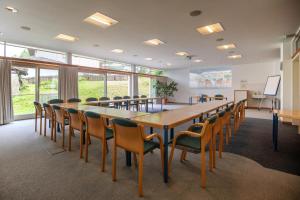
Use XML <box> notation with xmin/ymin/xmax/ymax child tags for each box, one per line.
<box><xmin>214</xmin><ymin>94</ymin><xmax>224</xmax><ymax>100</ymax></box>
<box><xmin>122</xmin><ymin>96</ymin><xmax>131</xmax><ymax>110</ymax></box>
<box><xmin>83</xmin><ymin>111</ymin><xmax>113</xmax><ymax>172</ymax></box>
<box><xmin>86</xmin><ymin>97</ymin><xmax>98</xmax><ymax>102</ymax></box>
<box><xmin>113</xmin><ymin>96</ymin><xmax>123</xmax><ymax>109</ymax></box>
<box><xmin>99</xmin><ymin>97</ymin><xmax>111</xmax><ymax>107</ymax></box>
<box><xmin>67</xmin><ymin>98</ymin><xmax>81</xmax><ymax>103</ymax></box>
<box><xmin>52</xmin><ymin>105</ymin><xmax>69</xmax><ymax>148</ymax></box>
<box><xmin>48</xmin><ymin>99</ymin><xmax>64</xmax><ymax>104</ymax></box>
<box><xmin>168</xmin><ymin>115</ymin><xmax>217</xmax><ymax>188</ymax></box>
<box><xmin>200</xmin><ymin>94</ymin><xmax>209</xmax><ymax>102</ymax></box>
<box><xmin>140</xmin><ymin>95</ymin><xmax>154</xmax><ymax>111</ymax></box>
<box><xmin>111</xmin><ymin>118</ymin><xmax>164</xmax><ymax>197</ymax></box>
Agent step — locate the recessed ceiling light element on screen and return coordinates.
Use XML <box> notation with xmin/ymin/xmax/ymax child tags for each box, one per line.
<box><xmin>145</xmin><ymin>58</ymin><xmax>153</xmax><ymax>61</ymax></box>
<box><xmin>228</xmin><ymin>54</ymin><xmax>242</xmax><ymax>59</ymax></box>
<box><xmin>217</xmin><ymin>44</ymin><xmax>236</xmax><ymax>50</ymax></box>
<box><xmin>111</xmin><ymin>49</ymin><xmax>123</xmax><ymax>53</ymax></box>
<box><xmin>197</xmin><ymin>23</ymin><xmax>224</xmax><ymax>35</ymax></box>
<box><xmin>166</xmin><ymin>63</ymin><xmax>172</xmax><ymax>66</ymax></box>
<box><xmin>190</xmin><ymin>10</ymin><xmax>202</xmax><ymax>17</ymax></box>
<box><xmin>194</xmin><ymin>59</ymin><xmax>202</xmax><ymax>63</ymax></box>
<box><xmin>20</xmin><ymin>26</ymin><xmax>31</xmax><ymax>31</ymax></box>
<box><xmin>84</xmin><ymin>12</ymin><xmax>118</xmax><ymax>28</ymax></box>
<box><xmin>144</xmin><ymin>39</ymin><xmax>165</xmax><ymax>46</ymax></box>
<box><xmin>55</xmin><ymin>34</ymin><xmax>78</xmax><ymax>42</ymax></box>
<box><xmin>5</xmin><ymin>6</ymin><xmax>18</xmax><ymax>13</ymax></box>
<box><xmin>176</xmin><ymin>52</ymin><xmax>189</xmax><ymax>56</ymax></box>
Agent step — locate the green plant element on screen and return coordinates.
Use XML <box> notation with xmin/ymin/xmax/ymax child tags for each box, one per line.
<box><xmin>153</xmin><ymin>80</ymin><xmax>178</xmax><ymax>99</ymax></box>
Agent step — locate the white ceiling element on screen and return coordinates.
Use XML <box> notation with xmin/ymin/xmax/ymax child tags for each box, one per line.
<box><xmin>0</xmin><ymin>0</ymin><xmax>299</xmax><ymax>69</ymax></box>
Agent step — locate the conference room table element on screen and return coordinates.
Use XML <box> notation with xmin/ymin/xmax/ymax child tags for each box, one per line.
<box><xmin>131</xmin><ymin>99</ymin><xmax>234</xmax><ymax>183</ymax></box>
<box><xmin>86</xmin><ymin>97</ymin><xmax>163</xmax><ymax>112</ymax></box>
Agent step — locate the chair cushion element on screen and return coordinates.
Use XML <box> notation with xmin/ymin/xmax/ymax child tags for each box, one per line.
<box><xmin>144</xmin><ymin>141</ymin><xmax>160</xmax><ymax>154</ymax></box>
<box><xmin>105</xmin><ymin>128</ymin><xmax>114</xmax><ymax>140</ymax></box>
<box><xmin>175</xmin><ymin>135</ymin><xmax>201</xmax><ymax>152</ymax></box>
<box><xmin>190</xmin><ymin>125</ymin><xmax>203</xmax><ymax>133</ymax></box>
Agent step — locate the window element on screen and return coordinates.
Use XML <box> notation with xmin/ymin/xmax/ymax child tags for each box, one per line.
<box><xmin>35</xmin><ymin>50</ymin><xmax>66</xmax><ymax>63</ymax></box>
<box><xmin>0</xmin><ymin>42</ymin><xmax>4</xmax><ymax>56</ymax></box>
<box><xmin>78</xmin><ymin>72</ymin><xmax>105</xmax><ymax>101</ymax></box>
<box><xmin>104</xmin><ymin>61</ymin><xmax>132</xmax><ymax>72</ymax></box>
<box><xmin>11</xmin><ymin>66</ymin><xmax>36</xmax><ymax>116</ymax></box>
<box><xmin>136</xmin><ymin>66</ymin><xmax>164</xmax><ymax>76</ymax></box>
<box><xmin>138</xmin><ymin>76</ymin><xmax>151</xmax><ymax>97</ymax></box>
<box><xmin>6</xmin><ymin>44</ymin><xmax>31</xmax><ymax>58</ymax></box>
<box><xmin>39</xmin><ymin>69</ymin><xmax>59</xmax><ymax>104</ymax></box>
<box><xmin>72</xmin><ymin>55</ymin><xmax>104</xmax><ymax>68</ymax></box>
<box><xmin>189</xmin><ymin>70</ymin><xmax>232</xmax><ymax>88</ymax></box>
<box><xmin>107</xmin><ymin>73</ymin><xmax>129</xmax><ymax>98</ymax></box>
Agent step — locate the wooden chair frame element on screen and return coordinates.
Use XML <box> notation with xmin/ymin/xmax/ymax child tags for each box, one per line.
<box><xmin>43</xmin><ymin>103</ymin><xmax>54</xmax><ymax>139</ymax></box>
<box><xmin>34</xmin><ymin>102</ymin><xmax>43</xmax><ymax>135</ymax></box>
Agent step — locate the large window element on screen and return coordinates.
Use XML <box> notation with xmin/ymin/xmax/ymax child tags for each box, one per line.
<box><xmin>72</xmin><ymin>55</ymin><xmax>104</xmax><ymax>68</ymax></box>
<box><xmin>11</xmin><ymin>66</ymin><xmax>36</xmax><ymax>116</ymax></box>
<box><xmin>0</xmin><ymin>42</ymin><xmax>4</xmax><ymax>56</ymax></box>
<box><xmin>39</xmin><ymin>69</ymin><xmax>59</xmax><ymax>104</ymax></box>
<box><xmin>6</xmin><ymin>44</ymin><xmax>31</xmax><ymax>58</ymax></box>
<box><xmin>107</xmin><ymin>73</ymin><xmax>129</xmax><ymax>98</ymax></box>
<box><xmin>138</xmin><ymin>76</ymin><xmax>151</xmax><ymax>97</ymax></box>
<box><xmin>35</xmin><ymin>50</ymin><xmax>66</xmax><ymax>63</ymax></box>
<box><xmin>78</xmin><ymin>72</ymin><xmax>105</xmax><ymax>101</ymax></box>
<box><xmin>104</xmin><ymin>61</ymin><xmax>132</xmax><ymax>72</ymax></box>
<box><xmin>189</xmin><ymin>70</ymin><xmax>232</xmax><ymax>88</ymax></box>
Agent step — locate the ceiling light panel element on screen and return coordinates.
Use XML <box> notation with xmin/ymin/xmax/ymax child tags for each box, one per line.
<box><xmin>228</xmin><ymin>54</ymin><xmax>242</xmax><ymax>59</ymax></box>
<box><xmin>55</xmin><ymin>34</ymin><xmax>78</xmax><ymax>42</ymax></box>
<box><xmin>5</xmin><ymin>6</ymin><xmax>18</xmax><ymax>13</ymax></box>
<box><xmin>84</xmin><ymin>12</ymin><xmax>118</xmax><ymax>28</ymax></box>
<box><xmin>194</xmin><ymin>59</ymin><xmax>202</xmax><ymax>63</ymax></box>
<box><xmin>111</xmin><ymin>49</ymin><xmax>123</xmax><ymax>53</ymax></box>
<box><xmin>217</xmin><ymin>44</ymin><xmax>236</xmax><ymax>50</ymax></box>
<box><xmin>144</xmin><ymin>39</ymin><xmax>165</xmax><ymax>46</ymax></box>
<box><xmin>145</xmin><ymin>58</ymin><xmax>153</xmax><ymax>61</ymax></box>
<box><xmin>176</xmin><ymin>52</ymin><xmax>189</xmax><ymax>56</ymax></box>
<box><xmin>197</xmin><ymin>23</ymin><xmax>224</xmax><ymax>35</ymax></box>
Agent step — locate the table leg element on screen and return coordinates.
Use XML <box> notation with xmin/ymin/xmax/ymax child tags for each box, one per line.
<box><xmin>170</xmin><ymin>128</ymin><xmax>174</xmax><ymax>140</ymax></box>
<box><xmin>163</xmin><ymin>126</ymin><xmax>169</xmax><ymax>183</ymax></box>
<box><xmin>126</xmin><ymin>100</ymin><xmax>129</xmax><ymax>110</ymax></box>
<box><xmin>150</xmin><ymin>127</ymin><xmax>153</xmax><ymax>134</ymax></box>
<box><xmin>146</xmin><ymin>100</ymin><xmax>149</xmax><ymax>112</ymax></box>
<box><xmin>193</xmin><ymin>119</ymin><xmax>196</xmax><ymax>124</ymax></box>
<box><xmin>161</xmin><ymin>99</ymin><xmax>163</xmax><ymax>111</ymax></box>
<box><xmin>126</xmin><ymin>151</ymin><xmax>131</xmax><ymax>166</ymax></box>
<box><xmin>272</xmin><ymin>113</ymin><xmax>278</xmax><ymax>151</ymax></box>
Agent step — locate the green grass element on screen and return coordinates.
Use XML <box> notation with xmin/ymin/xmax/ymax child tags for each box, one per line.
<box><xmin>12</xmin><ymin>78</ymin><xmax>152</xmax><ymax>116</ymax></box>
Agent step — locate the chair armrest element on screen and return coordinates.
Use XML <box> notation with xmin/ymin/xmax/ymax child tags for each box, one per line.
<box><xmin>178</xmin><ymin>131</ymin><xmax>203</xmax><ymax>138</ymax></box>
<box><xmin>144</xmin><ymin>133</ymin><xmax>162</xmax><ymax>141</ymax></box>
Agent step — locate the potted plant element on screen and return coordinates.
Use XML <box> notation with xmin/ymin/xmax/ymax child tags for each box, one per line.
<box><xmin>153</xmin><ymin>80</ymin><xmax>178</xmax><ymax>104</ymax></box>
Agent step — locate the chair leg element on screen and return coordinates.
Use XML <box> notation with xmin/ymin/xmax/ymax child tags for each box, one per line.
<box><xmin>85</xmin><ymin>133</ymin><xmax>89</xmax><ymax>162</ymax></box>
<box><xmin>44</xmin><ymin>117</ymin><xmax>47</xmax><ymax>136</ymax></box>
<box><xmin>35</xmin><ymin>113</ymin><xmax>37</xmax><ymax>132</ymax></box>
<box><xmin>168</xmin><ymin>145</ymin><xmax>176</xmax><ymax>176</ymax></box>
<box><xmin>39</xmin><ymin>115</ymin><xmax>42</xmax><ymax>135</ymax></box>
<box><xmin>62</xmin><ymin>124</ymin><xmax>65</xmax><ymax>148</ymax></box>
<box><xmin>50</xmin><ymin>119</ymin><xmax>54</xmax><ymax>140</ymax></box>
<box><xmin>54</xmin><ymin>122</ymin><xmax>57</xmax><ymax>142</ymax></box>
<box><xmin>106</xmin><ymin>141</ymin><xmax>109</xmax><ymax>154</ymax></box>
<box><xmin>138</xmin><ymin>153</ymin><xmax>144</xmax><ymax>197</ymax></box>
<box><xmin>209</xmin><ymin>140</ymin><xmax>213</xmax><ymax>172</ymax></box>
<box><xmin>219</xmin><ymin>131</ymin><xmax>223</xmax><ymax>158</ymax></box>
<box><xmin>212</xmin><ymin>133</ymin><xmax>216</xmax><ymax>168</ymax></box>
<box><xmin>112</xmin><ymin>145</ymin><xmax>117</xmax><ymax>181</ymax></box>
<box><xmin>201</xmin><ymin>148</ymin><xmax>206</xmax><ymax>188</ymax></box>
<box><xmin>101</xmin><ymin>140</ymin><xmax>106</xmax><ymax>172</ymax></box>
<box><xmin>80</xmin><ymin>130</ymin><xmax>84</xmax><ymax>158</ymax></box>
<box><xmin>68</xmin><ymin>127</ymin><xmax>72</xmax><ymax>151</ymax></box>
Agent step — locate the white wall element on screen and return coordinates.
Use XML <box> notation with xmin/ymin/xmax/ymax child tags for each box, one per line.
<box><xmin>166</xmin><ymin>61</ymin><xmax>281</xmax><ymax>108</ymax></box>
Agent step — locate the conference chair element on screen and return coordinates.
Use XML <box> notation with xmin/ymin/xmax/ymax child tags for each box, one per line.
<box><xmin>86</xmin><ymin>97</ymin><xmax>98</xmax><ymax>102</ymax></box>
<box><xmin>33</xmin><ymin>101</ymin><xmax>43</xmax><ymax>135</ymax></box>
<box><xmin>43</xmin><ymin>103</ymin><xmax>54</xmax><ymax>139</ymax></box>
<box><xmin>221</xmin><ymin>107</ymin><xmax>232</xmax><ymax>144</ymax></box>
<box><xmin>212</xmin><ymin>112</ymin><xmax>224</xmax><ymax>168</ymax></box>
<box><xmin>99</xmin><ymin>97</ymin><xmax>111</xmax><ymax>107</ymax></box>
<box><xmin>66</xmin><ymin>108</ymin><xmax>85</xmax><ymax>153</ymax></box>
<box><xmin>84</xmin><ymin>111</ymin><xmax>113</xmax><ymax>171</ymax></box>
<box><xmin>67</xmin><ymin>98</ymin><xmax>81</xmax><ymax>103</ymax></box>
<box><xmin>132</xmin><ymin>95</ymin><xmax>140</xmax><ymax>111</ymax></box>
<box><xmin>111</xmin><ymin>118</ymin><xmax>164</xmax><ymax>197</ymax></box>
<box><xmin>122</xmin><ymin>96</ymin><xmax>131</xmax><ymax>110</ymax></box>
<box><xmin>48</xmin><ymin>99</ymin><xmax>64</xmax><ymax>104</ymax></box>
<box><xmin>168</xmin><ymin>115</ymin><xmax>216</xmax><ymax>188</ymax></box>
<box><xmin>52</xmin><ymin>105</ymin><xmax>69</xmax><ymax>148</ymax></box>
<box><xmin>232</xmin><ymin>102</ymin><xmax>242</xmax><ymax>134</ymax></box>
<box><xmin>200</xmin><ymin>94</ymin><xmax>209</xmax><ymax>102</ymax></box>
<box><xmin>141</xmin><ymin>95</ymin><xmax>154</xmax><ymax>111</ymax></box>
<box><xmin>214</xmin><ymin>94</ymin><xmax>224</xmax><ymax>100</ymax></box>
<box><xmin>113</xmin><ymin>96</ymin><xmax>123</xmax><ymax>109</ymax></box>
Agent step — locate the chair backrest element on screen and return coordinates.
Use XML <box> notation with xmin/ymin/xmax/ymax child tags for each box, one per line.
<box><xmin>52</xmin><ymin>105</ymin><xmax>65</xmax><ymax>124</ymax></box>
<box><xmin>86</xmin><ymin>97</ymin><xmax>98</xmax><ymax>102</ymax></box>
<box><xmin>33</xmin><ymin>101</ymin><xmax>43</xmax><ymax>115</ymax></box>
<box><xmin>99</xmin><ymin>97</ymin><xmax>110</xmax><ymax>107</ymax></box>
<box><xmin>141</xmin><ymin>95</ymin><xmax>147</xmax><ymax>98</ymax></box>
<box><xmin>67</xmin><ymin>108</ymin><xmax>83</xmax><ymax>130</ymax></box>
<box><xmin>43</xmin><ymin>103</ymin><xmax>54</xmax><ymax>119</ymax></box>
<box><xmin>200</xmin><ymin>94</ymin><xmax>208</xmax><ymax>102</ymax></box>
<box><xmin>200</xmin><ymin>115</ymin><xmax>217</xmax><ymax>145</ymax></box>
<box><xmin>48</xmin><ymin>99</ymin><xmax>64</xmax><ymax>104</ymax></box>
<box><xmin>112</xmin><ymin>118</ymin><xmax>144</xmax><ymax>153</ymax></box>
<box><xmin>84</xmin><ymin>111</ymin><xmax>106</xmax><ymax>138</ymax></box>
<box><xmin>133</xmin><ymin>95</ymin><xmax>139</xmax><ymax>99</ymax></box>
<box><xmin>214</xmin><ymin>94</ymin><xmax>224</xmax><ymax>100</ymax></box>
<box><xmin>67</xmin><ymin>98</ymin><xmax>81</xmax><ymax>103</ymax></box>
<box><xmin>113</xmin><ymin>96</ymin><xmax>122</xmax><ymax>100</ymax></box>
<box><xmin>123</xmin><ymin>96</ymin><xmax>131</xmax><ymax>99</ymax></box>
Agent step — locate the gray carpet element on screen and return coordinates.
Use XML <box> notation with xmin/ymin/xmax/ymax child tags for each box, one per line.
<box><xmin>1</xmin><ymin>119</ymin><xmax>300</xmax><ymax>200</ymax></box>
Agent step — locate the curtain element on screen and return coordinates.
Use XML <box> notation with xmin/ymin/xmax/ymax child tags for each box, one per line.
<box><xmin>59</xmin><ymin>66</ymin><xmax>78</xmax><ymax>101</ymax></box>
<box><xmin>0</xmin><ymin>59</ymin><xmax>14</xmax><ymax>125</ymax></box>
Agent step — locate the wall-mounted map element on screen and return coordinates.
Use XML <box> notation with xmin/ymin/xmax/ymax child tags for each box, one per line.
<box><xmin>189</xmin><ymin>70</ymin><xmax>232</xmax><ymax>88</ymax></box>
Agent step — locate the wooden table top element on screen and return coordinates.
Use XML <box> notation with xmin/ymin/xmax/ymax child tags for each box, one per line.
<box><xmin>131</xmin><ymin>100</ymin><xmax>233</xmax><ymax>129</ymax></box>
<box><xmin>53</xmin><ymin>103</ymin><xmax>149</xmax><ymax>119</ymax></box>
<box><xmin>274</xmin><ymin>110</ymin><xmax>300</xmax><ymax>120</ymax></box>
<box><xmin>85</xmin><ymin>97</ymin><xmax>161</xmax><ymax>106</ymax></box>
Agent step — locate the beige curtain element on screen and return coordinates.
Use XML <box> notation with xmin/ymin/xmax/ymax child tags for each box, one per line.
<box><xmin>59</xmin><ymin>66</ymin><xmax>78</xmax><ymax>101</ymax></box>
<box><xmin>0</xmin><ymin>59</ymin><xmax>14</xmax><ymax>124</ymax></box>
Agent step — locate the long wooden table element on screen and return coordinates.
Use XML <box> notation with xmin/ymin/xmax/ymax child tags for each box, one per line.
<box><xmin>85</xmin><ymin>97</ymin><xmax>162</xmax><ymax>112</ymax></box>
<box><xmin>272</xmin><ymin>110</ymin><xmax>300</xmax><ymax>151</ymax></box>
<box><xmin>131</xmin><ymin>100</ymin><xmax>234</xmax><ymax>182</ymax></box>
